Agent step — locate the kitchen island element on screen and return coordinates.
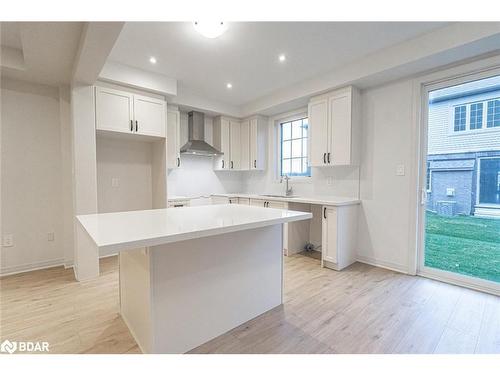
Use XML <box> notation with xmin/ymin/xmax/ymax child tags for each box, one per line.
<box><xmin>75</xmin><ymin>204</ymin><xmax>311</xmax><ymax>353</ymax></box>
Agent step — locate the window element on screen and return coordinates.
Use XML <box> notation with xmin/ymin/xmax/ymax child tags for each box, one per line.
<box><xmin>280</xmin><ymin>117</ymin><xmax>311</xmax><ymax>177</ymax></box>
<box><xmin>486</xmin><ymin>99</ymin><xmax>500</xmax><ymax>128</ymax></box>
<box><xmin>454</xmin><ymin>105</ymin><xmax>466</xmax><ymax>131</ymax></box>
<box><xmin>469</xmin><ymin>102</ymin><xmax>483</xmax><ymax>129</ymax></box>
<box><xmin>479</xmin><ymin>158</ymin><xmax>500</xmax><ymax>205</ymax></box>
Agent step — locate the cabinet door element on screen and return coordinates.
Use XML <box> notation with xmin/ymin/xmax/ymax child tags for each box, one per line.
<box><xmin>249</xmin><ymin>118</ymin><xmax>258</xmax><ymax>169</ymax></box>
<box><xmin>329</xmin><ymin>93</ymin><xmax>351</xmax><ymax>165</ymax></box>
<box><xmin>308</xmin><ymin>99</ymin><xmax>329</xmax><ymax>167</ymax></box>
<box><xmin>133</xmin><ymin>95</ymin><xmax>166</xmax><ymax>137</ymax></box>
<box><xmin>220</xmin><ymin>118</ymin><xmax>231</xmax><ymax>169</ymax></box>
<box><xmin>322</xmin><ymin>206</ymin><xmax>338</xmax><ymax>264</ymax></box>
<box><xmin>95</xmin><ymin>87</ymin><xmax>133</xmax><ymax>133</ymax></box>
<box><xmin>229</xmin><ymin>120</ymin><xmax>241</xmax><ymax>170</ymax></box>
<box><xmin>167</xmin><ymin>110</ymin><xmax>181</xmax><ymax>169</ymax></box>
<box><xmin>240</xmin><ymin>120</ymin><xmax>250</xmax><ymax>170</ymax></box>
<box><xmin>250</xmin><ymin>199</ymin><xmax>265</xmax><ymax>207</ymax></box>
<box><xmin>238</xmin><ymin>198</ymin><xmax>250</xmax><ymax>205</ymax></box>
<box><xmin>267</xmin><ymin>200</ymin><xmax>287</xmax><ymax>209</ymax></box>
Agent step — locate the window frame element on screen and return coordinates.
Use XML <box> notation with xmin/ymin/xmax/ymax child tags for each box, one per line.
<box><xmin>273</xmin><ymin>109</ymin><xmax>311</xmax><ymax>182</ymax></box>
<box><xmin>476</xmin><ymin>156</ymin><xmax>500</xmax><ymax>207</ymax></box>
<box><xmin>279</xmin><ymin>116</ymin><xmax>311</xmax><ymax>178</ymax></box>
<box><xmin>451</xmin><ymin>96</ymin><xmax>500</xmax><ymax>134</ymax></box>
<box><xmin>486</xmin><ymin>99</ymin><xmax>500</xmax><ymax>128</ymax></box>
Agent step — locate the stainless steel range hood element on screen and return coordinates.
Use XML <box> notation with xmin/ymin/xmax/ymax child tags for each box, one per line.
<box><xmin>180</xmin><ymin>111</ymin><xmax>223</xmax><ymax>156</ymax></box>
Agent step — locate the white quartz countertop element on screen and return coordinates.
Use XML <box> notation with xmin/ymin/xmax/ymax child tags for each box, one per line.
<box><xmin>77</xmin><ymin>204</ymin><xmax>312</xmax><ymax>253</ymax></box>
<box><xmin>212</xmin><ymin>193</ymin><xmax>360</xmax><ymax>206</ymax></box>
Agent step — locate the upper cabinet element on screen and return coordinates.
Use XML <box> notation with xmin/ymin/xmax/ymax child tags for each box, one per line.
<box><xmin>213</xmin><ymin>115</ymin><xmax>267</xmax><ymax>171</ymax></box>
<box><xmin>308</xmin><ymin>86</ymin><xmax>360</xmax><ymax>167</ymax></box>
<box><xmin>95</xmin><ymin>86</ymin><xmax>166</xmax><ymax>139</ymax></box>
<box><xmin>167</xmin><ymin>108</ymin><xmax>181</xmax><ymax>169</ymax></box>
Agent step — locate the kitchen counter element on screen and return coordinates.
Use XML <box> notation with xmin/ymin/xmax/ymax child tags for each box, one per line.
<box><xmin>77</xmin><ymin>204</ymin><xmax>311</xmax><ymax>253</ymax></box>
<box><xmin>211</xmin><ymin>193</ymin><xmax>360</xmax><ymax>206</ymax></box>
<box><xmin>74</xmin><ymin>204</ymin><xmax>311</xmax><ymax>353</ymax></box>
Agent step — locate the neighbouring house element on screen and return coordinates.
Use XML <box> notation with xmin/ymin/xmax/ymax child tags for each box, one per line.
<box><xmin>427</xmin><ymin>76</ymin><xmax>500</xmax><ymax>218</ymax></box>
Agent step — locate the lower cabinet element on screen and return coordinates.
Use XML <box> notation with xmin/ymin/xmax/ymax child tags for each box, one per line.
<box><xmin>238</xmin><ymin>198</ymin><xmax>250</xmax><ymax>205</ymax></box>
<box><xmin>321</xmin><ymin>205</ymin><xmax>358</xmax><ymax>271</ymax></box>
<box><xmin>211</xmin><ymin>196</ymin><xmax>230</xmax><ymax>205</ymax></box>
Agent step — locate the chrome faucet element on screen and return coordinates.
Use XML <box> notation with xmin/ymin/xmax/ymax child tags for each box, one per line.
<box><xmin>281</xmin><ymin>175</ymin><xmax>293</xmax><ymax>197</ymax></box>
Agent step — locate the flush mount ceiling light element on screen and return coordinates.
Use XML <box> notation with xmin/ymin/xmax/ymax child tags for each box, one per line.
<box><xmin>226</xmin><ymin>83</ymin><xmax>233</xmax><ymax>89</ymax></box>
<box><xmin>194</xmin><ymin>21</ymin><xmax>228</xmax><ymax>39</ymax></box>
<box><xmin>149</xmin><ymin>56</ymin><xmax>157</xmax><ymax>64</ymax></box>
<box><xmin>279</xmin><ymin>54</ymin><xmax>286</xmax><ymax>62</ymax></box>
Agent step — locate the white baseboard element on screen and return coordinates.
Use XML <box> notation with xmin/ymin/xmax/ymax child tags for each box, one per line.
<box><xmin>2</xmin><ymin>253</ymin><xmax>119</xmax><ymax>277</ymax></box>
<box><xmin>356</xmin><ymin>255</ymin><xmax>408</xmax><ymax>274</ymax></box>
<box><xmin>0</xmin><ymin>258</ymin><xmax>65</xmax><ymax>277</ymax></box>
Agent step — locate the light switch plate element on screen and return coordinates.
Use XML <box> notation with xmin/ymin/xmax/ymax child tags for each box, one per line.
<box><xmin>396</xmin><ymin>164</ymin><xmax>405</xmax><ymax>176</ymax></box>
<box><xmin>48</xmin><ymin>232</ymin><xmax>55</xmax><ymax>241</ymax></box>
<box><xmin>3</xmin><ymin>234</ymin><xmax>14</xmax><ymax>247</ymax></box>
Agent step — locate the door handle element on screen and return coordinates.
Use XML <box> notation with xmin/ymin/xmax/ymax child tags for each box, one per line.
<box><xmin>177</xmin><ymin>157</ymin><xmax>180</xmax><ymax>167</ymax></box>
<box><xmin>323</xmin><ymin>207</ymin><xmax>327</xmax><ymax>219</ymax></box>
<box><xmin>130</xmin><ymin>120</ymin><xmax>133</xmax><ymax>132</ymax></box>
<box><xmin>323</xmin><ymin>153</ymin><xmax>326</xmax><ymax>164</ymax></box>
<box><xmin>327</xmin><ymin>152</ymin><xmax>331</xmax><ymax>164</ymax></box>
<box><xmin>135</xmin><ymin>120</ymin><xmax>138</xmax><ymax>132</ymax></box>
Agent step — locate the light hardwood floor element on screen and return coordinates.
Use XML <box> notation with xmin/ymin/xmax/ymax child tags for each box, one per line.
<box><xmin>1</xmin><ymin>254</ymin><xmax>498</xmax><ymax>354</ymax></box>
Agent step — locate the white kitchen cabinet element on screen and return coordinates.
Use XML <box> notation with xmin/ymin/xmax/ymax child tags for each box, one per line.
<box><xmin>95</xmin><ymin>86</ymin><xmax>134</xmax><ymax>134</ymax></box>
<box><xmin>250</xmin><ymin>198</ymin><xmax>266</xmax><ymax>207</ymax></box>
<box><xmin>249</xmin><ymin>117</ymin><xmax>267</xmax><ymax>170</ymax></box>
<box><xmin>321</xmin><ymin>204</ymin><xmax>358</xmax><ymax>271</ymax></box>
<box><xmin>267</xmin><ymin>200</ymin><xmax>287</xmax><ymax>209</ymax></box>
<box><xmin>211</xmin><ymin>196</ymin><xmax>230</xmax><ymax>205</ymax></box>
<box><xmin>213</xmin><ymin>117</ymin><xmax>231</xmax><ymax>170</ymax></box>
<box><xmin>133</xmin><ymin>95</ymin><xmax>166</xmax><ymax>137</ymax></box>
<box><xmin>213</xmin><ymin>116</ymin><xmax>267</xmax><ymax>171</ymax></box>
<box><xmin>229</xmin><ymin>120</ymin><xmax>241</xmax><ymax>170</ymax></box>
<box><xmin>167</xmin><ymin>109</ymin><xmax>181</xmax><ymax>169</ymax></box>
<box><xmin>95</xmin><ymin>86</ymin><xmax>166</xmax><ymax>139</ymax></box>
<box><xmin>238</xmin><ymin>198</ymin><xmax>250</xmax><ymax>205</ymax></box>
<box><xmin>240</xmin><ymin>120</ymin><xmax>250</xmax><ymax>170</ymax></box>
<box><xmin>308</xmin><ymin>86</ymin><xmax>360</xmax><ymax>166</ymax></box>
<box><xmin>308</xmin><ymin>98</ymin><xmax>329</xmax><ymax>167</ymax></box>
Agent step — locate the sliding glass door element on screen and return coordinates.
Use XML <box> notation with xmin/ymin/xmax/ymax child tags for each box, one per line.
<box><xmin>419</xmin><ymin>72</ymin><xmax>500</xmax><ymax>293</ymax></box>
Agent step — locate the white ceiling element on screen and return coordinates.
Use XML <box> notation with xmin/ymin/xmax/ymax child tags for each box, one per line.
<box><xmin>1</xmin><ymin>22</ymin><xmax>83</xmax><ymax>86</ymax></box>
<box><xmin>109</xmin><ymin>22</ymin><xmax>448</xmax><ymax>106</ymax></box>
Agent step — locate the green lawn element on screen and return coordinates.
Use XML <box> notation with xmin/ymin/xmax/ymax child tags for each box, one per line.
<box><xmin>425</xmin><ymin>211</ymin><xmax>500</xmax><ymax>283</ymax></box>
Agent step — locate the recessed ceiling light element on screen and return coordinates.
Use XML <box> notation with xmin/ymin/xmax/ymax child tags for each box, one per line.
<box><xmin>226</xmin><ymin>83</ymin><xmax>233</xmax><ymax>89</ymax></box>
<box><xmin>279</xmin><ymin>54</ymin><xmax>286</xmax><ymax>62</ymax></box>
<box><xmin>194</xmin><ymin>21</ymin><xmax>228</xmax><ymax>39</ymax></box>
<box><xmin>149</xmin><ymin>56</ymin><xmax>157</xmax><ymax>64</ymax></box>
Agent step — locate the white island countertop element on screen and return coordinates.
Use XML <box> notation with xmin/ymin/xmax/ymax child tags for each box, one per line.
<box><xmin>77</xmin><ymin>204</ymin><xmax>312</xmax><ymax>253</ymax></box>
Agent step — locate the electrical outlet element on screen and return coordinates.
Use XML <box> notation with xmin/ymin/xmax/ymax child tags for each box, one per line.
<box><xmin>326</xmin><ymin>177</ymin><xmax>334</xmax><ymax>186</ymax></box>
<box><xmin>111</xmin><ymin>178</ymin><xmax>119</xmax><ymax>188</ymax></box>
<box><xmin>396</xmin><ymin>164</ymin><xmax>405</xmax><ymax>176</ymax></box>
<box><xmin>3</xmin><ymin>234</ymin><xmax>14</xmax><ymax>247</ymax></box>
<box><xmin>47</xmin><ymin>232</ymin><xmax>55</xmax><ymax>242</ymax></box>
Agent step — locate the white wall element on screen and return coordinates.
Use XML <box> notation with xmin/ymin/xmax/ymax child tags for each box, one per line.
<box><xmin>167</xmin><ymin>111</ymin><xmax>245</xmax><ymax>197</ymax></box>
<box><xmin>96</xmin><ymin>137</ymin><xmax>154</xmax><ymax>213</ymax></box>
<box><xmin>357</xmin><ymin>79</ymin><xmax>415</xmax><ymax>273</ymax></box>
<box><xmin>1</xmin><ymin>79</ymin><xmax>72</xmax><ymax>275</ymax></box>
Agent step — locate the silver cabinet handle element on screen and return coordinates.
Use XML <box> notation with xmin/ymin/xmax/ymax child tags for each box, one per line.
<box><xmin>323</xmin><ymin>207</ymin><xmax>327</xmax><ymax>219</ymax></box>
<box><xmin>327</xmin><ymin>152</ymin><xmax>331</xmax><ymax>164</ymax></box>
<box><xmin>222</xmin><ymin>160</ymin><xmax>225</xmax><ymax>168</ymax></box>
<box><xmin>177</xmin><ymin>157</ymin><xmax>180</xmax><ymax>167</ymax></box>
<box><xmin>130</xmin><ymin>120</ymin><xmax>133</xmax><ymax>132</ymax></box>
<box><xmin>135</xmin><ymin>120</ymin><xmax>138</xmax><ymax>132</ymax></box>
<box><xmin>323</xmin><ymin>153</ymin><xmax>326</xmax><ymax>164</ymax></box>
